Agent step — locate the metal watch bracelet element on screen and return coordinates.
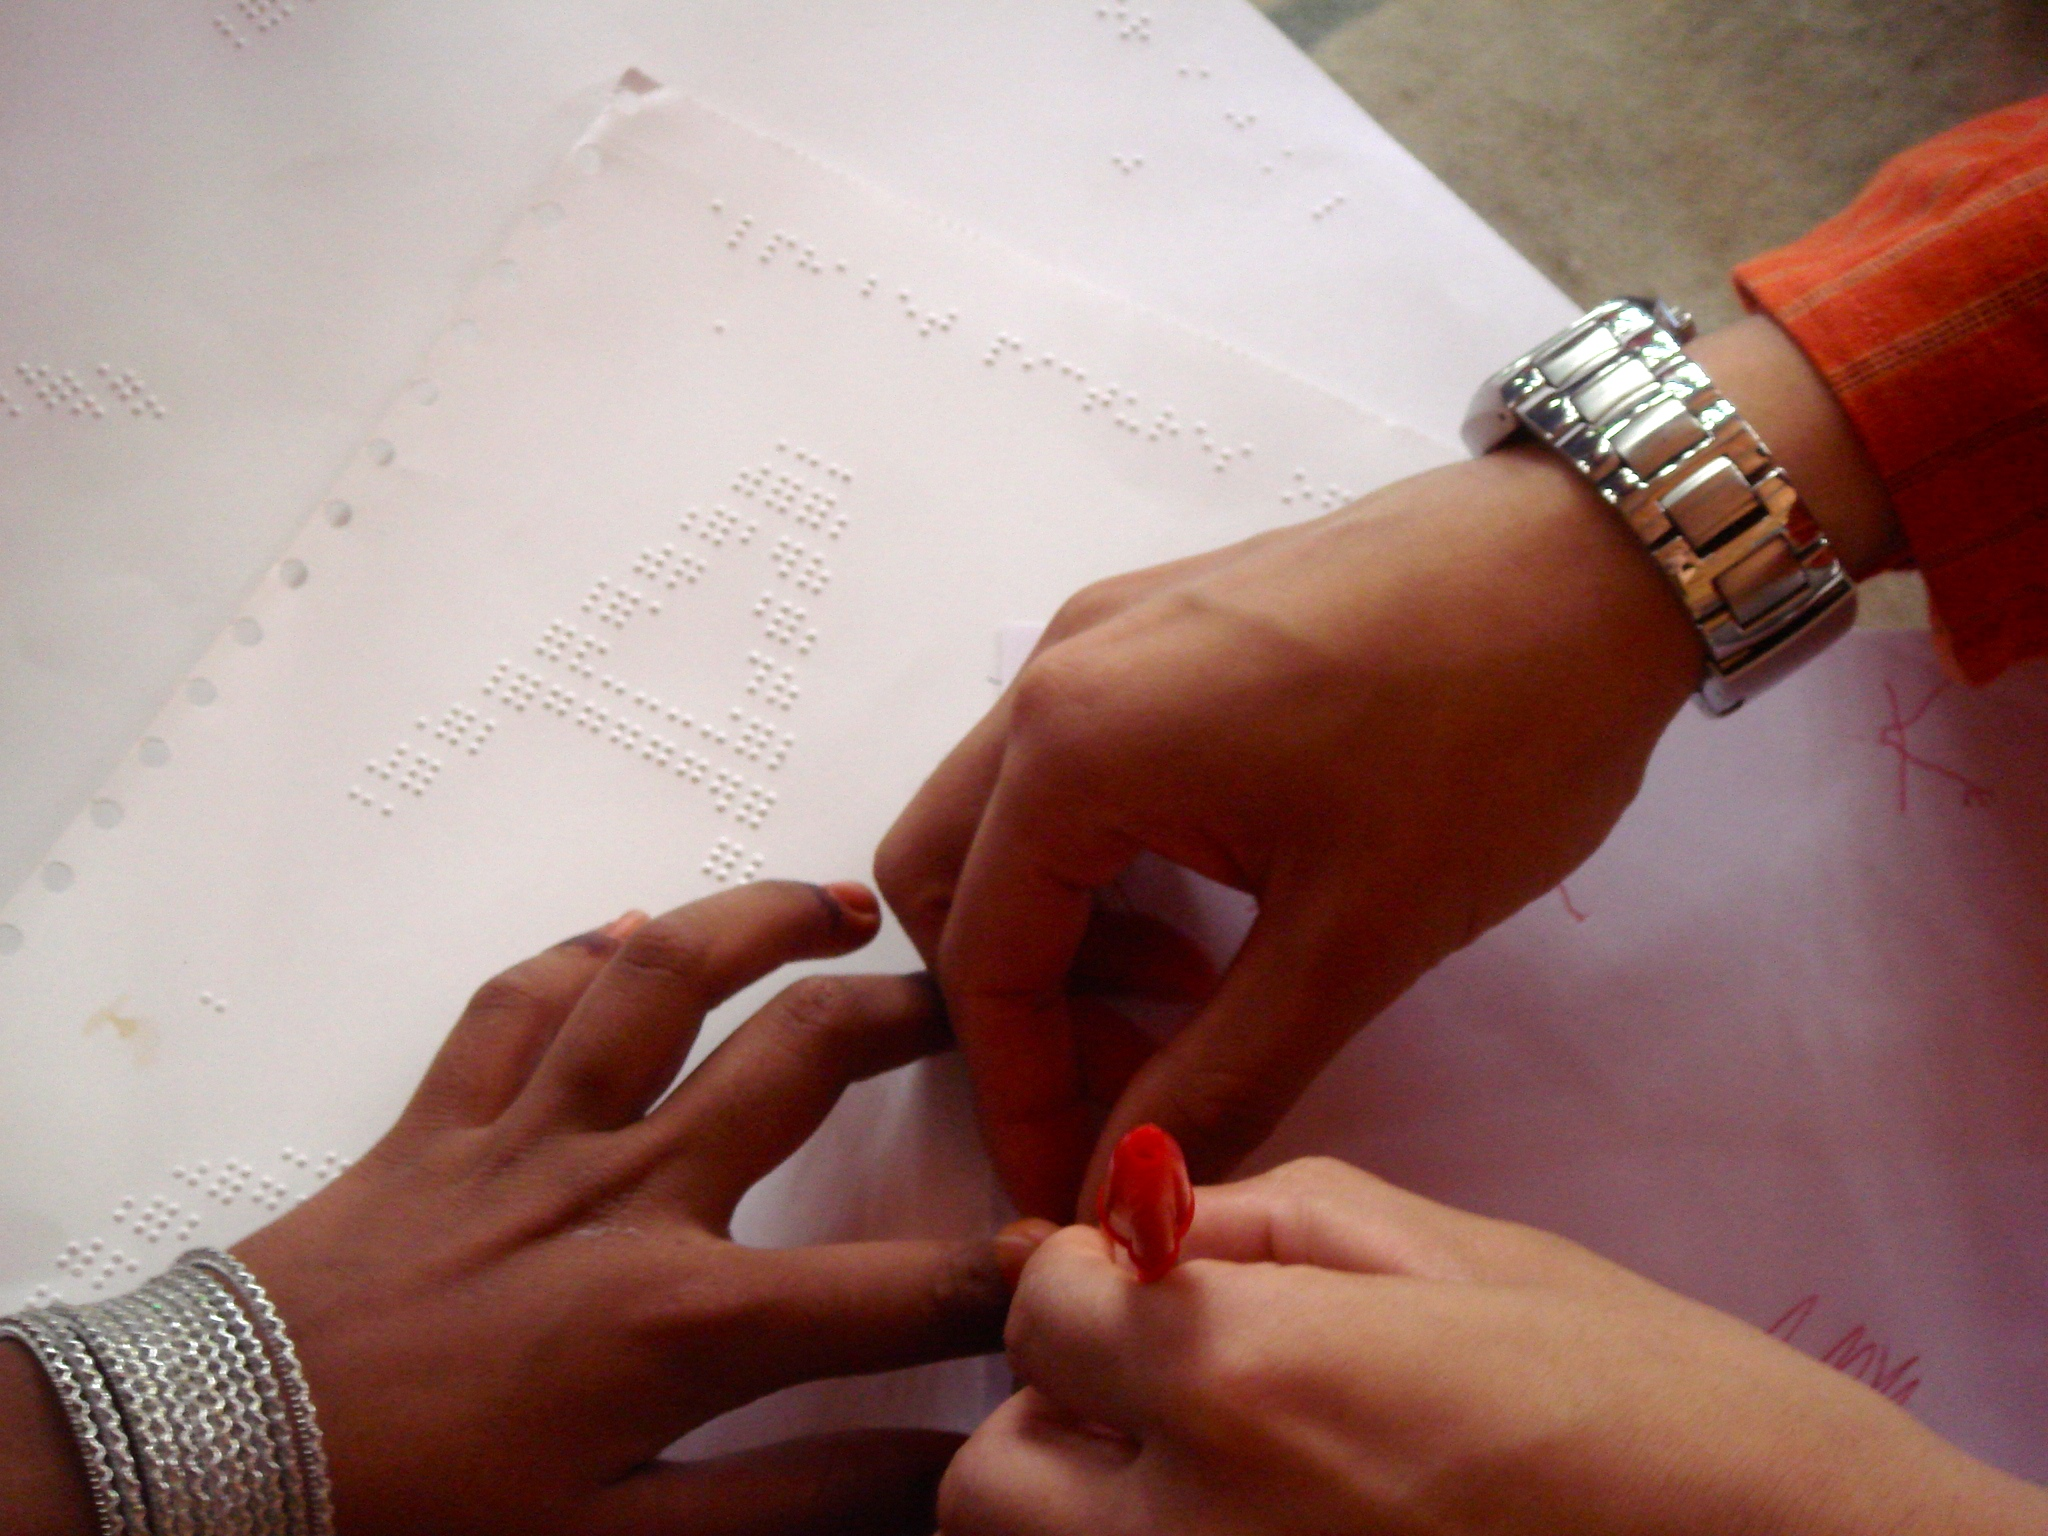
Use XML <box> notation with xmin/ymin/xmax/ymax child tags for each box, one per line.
<box><xmin>1463</xmin><ymin>297</ymin><xmax>1855</xmax><ymax>715</ymax></box>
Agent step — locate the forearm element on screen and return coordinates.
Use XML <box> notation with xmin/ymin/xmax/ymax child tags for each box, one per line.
<box><xmin>0</xmin><ymin>1338</ymin><xmax>96</xmax><ymax>1536</ymax></box>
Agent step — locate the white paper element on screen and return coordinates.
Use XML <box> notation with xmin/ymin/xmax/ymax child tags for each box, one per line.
<box><xmin>0</xmin><ymin>89</ymin><xmax>1446</xmax><ymax>1447</ymax></box>
<box><xmin>999</xmin><ymin>629</ymin><xmax>2048</xmax><ymax>1479</ymax></box>
<box><xmin>0</xmin><ymin>0</ymin><xmax>1566</xmax><ymax>904</ymax></box>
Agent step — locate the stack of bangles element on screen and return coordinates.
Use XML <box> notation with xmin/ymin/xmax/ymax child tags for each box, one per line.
<box><xmin>0</xmin><ymin>1249</ymin><xmax>334</xmax><ymax>1536</ymax></box>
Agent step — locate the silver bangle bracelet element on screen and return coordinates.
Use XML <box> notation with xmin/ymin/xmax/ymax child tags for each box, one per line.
<box><xmin>1</xmin><ymin>1249</ymin><xmax>335</xmax><ymax>1536</ymax></box>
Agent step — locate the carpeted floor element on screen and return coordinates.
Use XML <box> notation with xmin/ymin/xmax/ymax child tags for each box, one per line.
<box><xmin>1261</xmin><ymin>0</ymin><xmax>2048</xmax><ymax>326</ymax></box>
<box><xmin>1256</xmin><ymin>0</ymin><xmax>2048</xmax><ymax>625</ymax></box>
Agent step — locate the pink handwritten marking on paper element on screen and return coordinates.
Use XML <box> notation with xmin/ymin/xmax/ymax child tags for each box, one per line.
<box><xmin>1557</xmin><ymin>883</ymin><xmax>1588</xmax><ymax>923</ymax></box>
<box><xmin>1877</xmin><ymin>679</ymin><xmax>1990</xmax><ymax>816</ymax></box>
<box><xmin>1768</xmin><ymin>1293</ymin><xmax>1922</xmax><ymax>1407</ymax></box>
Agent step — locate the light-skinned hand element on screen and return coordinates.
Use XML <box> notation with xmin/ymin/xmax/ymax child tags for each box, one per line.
<box><xmin>877</xmin><ymin>316</ymin><xmax>1901</xmax><ymax>1221</ymax></box>
<box><xmin>939</xmin><ymin>1157</ymin><xmax>2048</xmax><ymax>1536</ymax></box>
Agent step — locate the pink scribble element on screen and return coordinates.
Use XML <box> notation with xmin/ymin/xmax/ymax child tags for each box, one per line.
<box><xmin>1768</xmin><ymin>1294</ymin><xmax>1820</xmax><ymax>1342</ymax></box>
<box><xmin>1876</xmin><ymin>679</ymin><xmax>1990</xmax><ymax>816</ymax></box>
<box><xmin>1557</xmin><ymin>883</ymin><xmax>1588</xmax><ymax>923</ymax></box>
<box><xmin>1767</xmin><ymin>1293</ymin><xmax>1922</xmax><ymax>1407</ymax></box>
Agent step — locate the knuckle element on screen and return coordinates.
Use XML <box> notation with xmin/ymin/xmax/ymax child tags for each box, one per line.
<box><xmin>771</xmin><ymin>974</ymin><xmax>866</xmax><ymax>1047</ymax></box>
<box><xmin>1007</xmin><ymin>648</ymin><xmax>1108</xmax><ymax>751</ymax></box>
<box><xmin>611</xmin><ymin>920</ymin><xmax>718</xmax><ymax>990</ymax></box>
<box><xmin>461</xmin><ymin>969</ymin><xmax>549</xmax><ymax>1023</ymax></box>
<box><xmin>1270</xmin><ymin>1155</ymin><xmax>1363</xmax><ymax>1196</ymax></box>
<box><xmin>1047</xmin><ymin>577</ymin><xmax>1129</xmax><ymax>637</ymax></box>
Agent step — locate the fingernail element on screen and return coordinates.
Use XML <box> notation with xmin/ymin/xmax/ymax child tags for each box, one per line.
<box><xmin>818</xmin><ymin>881</ymin><xmax>880</xmax><ymax>921</ymax></box>
<box><xmin>561</xmin><ymin>909</ymin><xmax>647</xmax><ymax>957</ymax></box>
<box><xmin>995</xmin><ymin>1218</ymin><xmax>1060</xmax><ymax>1288</ymax></box>
<box><xmin>605</xmin><ymin>909</ymin><xmax>649</xmax><ymax>940</ymax></box>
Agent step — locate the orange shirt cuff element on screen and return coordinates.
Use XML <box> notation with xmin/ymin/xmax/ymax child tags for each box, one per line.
<box><xmin>1732</xmin><ymin>93</ymin><xmax>2048</xmax><ymax>684</ymax></box>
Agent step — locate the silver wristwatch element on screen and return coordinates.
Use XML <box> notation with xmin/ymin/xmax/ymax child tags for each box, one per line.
<box><xmin>1463</xmin><ymin>297</ymin><xmax>1855</xmax><ymax>715</ymax></box>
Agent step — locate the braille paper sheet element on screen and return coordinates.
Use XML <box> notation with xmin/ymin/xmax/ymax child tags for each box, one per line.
<box><xmin>0</xmin><ymin>88</ymin><xmax>1448</xmax><ymax>1448</ymax></box>
<box><xmin>0</xmin><ymin>0</ymin><xmax>1572</xmax><ymax>905</ymax></box>
<box><xmin>999</xmin><ymin>628</ymin><xmax>2048</xmax><ymax>1480</ymax></box>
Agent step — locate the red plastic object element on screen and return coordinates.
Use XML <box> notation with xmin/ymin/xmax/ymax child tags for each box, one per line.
<box><xmin>1098</xmin><ymin>1123</ymin><xmax>1194</xmax><ymax>1282</ymax></box>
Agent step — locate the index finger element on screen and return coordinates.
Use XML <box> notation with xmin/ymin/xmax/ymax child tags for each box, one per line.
<box><xmin>876</xmin><ymin>694</ymin><xmax>1019</xmax><ymax>964</ymax></box>
<box><xmin>940</xmin><ymin>760</ymin><xmax>1139</xmax><ymax>1219</ymax></box>
<box><xmin>506</xmin><ymin>880</ymin><xmax>880</xmax><ymax>1134</ymax></box>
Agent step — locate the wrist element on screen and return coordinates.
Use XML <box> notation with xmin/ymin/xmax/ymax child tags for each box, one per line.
<box><xmin>0</xmin><ymin>1339</ymin><xmax>95</xmax><ymax>1536</ymax></box>
<box><xmin>1477</xmin><ymin>441</ymin><xmax>1705</xmax><ymax>718</ymax></box>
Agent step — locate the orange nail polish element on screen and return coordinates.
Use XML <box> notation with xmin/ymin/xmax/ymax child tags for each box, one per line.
<box><xmin>820</xmin><ymin>882</ymin><xmax>879</xmax><ymax>920</ymax></box>
<box><xmin>603</xmin><ymin>909</ymin><xmax>649</xmax><ymax>940</ymax></box>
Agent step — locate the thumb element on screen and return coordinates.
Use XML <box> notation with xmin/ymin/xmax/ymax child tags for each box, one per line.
<box><xmin>576</xmin><ymin>1430</ymin><xmax>961</xmax><ymax>1536</ymax></box>
<box><xmin>1076</xmin><ymin>895</ymin><xmax>1388</xmax><ymax>1215</ymax></box>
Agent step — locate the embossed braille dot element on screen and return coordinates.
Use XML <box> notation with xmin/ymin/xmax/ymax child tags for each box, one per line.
<box><xmin>0</xmin><ymin>924</ymin><xmax>21</xmax><ymax>956</ymax></box>
<box><xmin>232</xmin><ymin>617</ymin><xmax>263</xmax><ymax>646</ymax></box>
<box><xmin>532</xmin><ymin>201</ymin><xmax>565</xmax><ymax>227</ymax></box>
<box><xmin>324</xmin><ymin>499</ymin><xmax>353</xmax><ymax>527</ymax></box>
<box><xmin>279</xmin><ymin>558</ymin><xmax>308</xmax><ymax>588</ymax></box>
<box><xmin>90</xmin><ymin>798</ymin><xmax>124</xmax><ymax>829</ymax></box>
<box><xmin>575</xmin><ymin>146</ymin><xmax>604</xmax><ymax>175</ymax></box>
<box><xmin>367</xmin><ymin>439</ymin><xmax>395</xmax><ymax>467</ymax></box>
<box><xmin>139</xmin><ymin>737</ymin><xmax>171</xmax><ymax>767</ymax></box>
<box><xmin>411</xmin><ymin>379</ymin><xmax>440</xmax><ymax>405</ymax></box>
